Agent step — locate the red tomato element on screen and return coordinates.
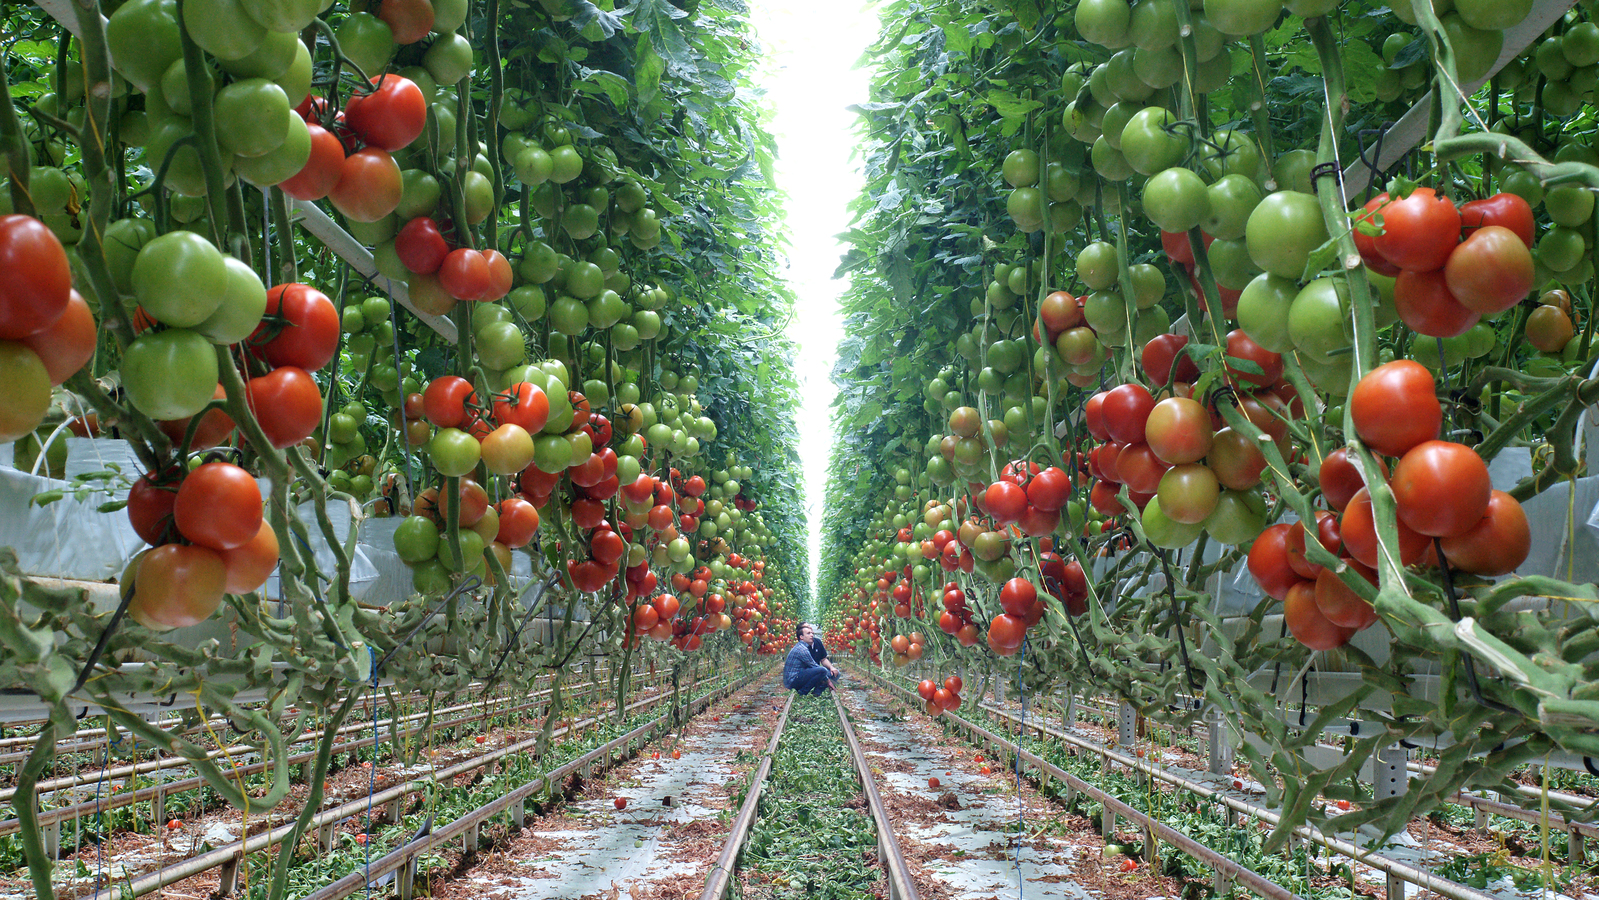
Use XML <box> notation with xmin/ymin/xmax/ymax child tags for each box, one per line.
<box><xmin>1284</xmin><ymin>510</ymin><xmax>1337</xmax><ymax>579</ymax></box>
<box><xmin>423</xmin><ymin>376</ymin><xmax>477</xmax><ymax>428</ymax></box>
<box><xmin>253</xmin><ymin>283</ymin><xmax>339</xmax><ymax>371</ymax></box>
<box><xmin>482</xmin><ymin>250</ymin><xmax>513</xmax><ymax>301</ymax></box>
<box><xmin>1352</xmin><ymin>193</ymin><xmax>1401</xmax><ymax>276</ymax></box>
<box><xmin>1459</xmin><ymin>192</ymin><xmax>1535</xmax><ymax>247</ymax></box>
<box><xmin>1101</xmin><ymin>383</ymin><xmax>1156</xmax><ymax>444</ymax></box>
<box><xmin>1313</xmin><ymin>561</ymin><xmax>1378</xmax><ymax>630</ymax></box>
<box><xmin>1247</xmin><ymin>522</ymin><xmax>1302</xmax><ymax>601</ymax></box>
<box><xmin>279</xmin><ymin>124</ymin><xmax>346</xmax><ymax>201</ymax></box>
<box><xmin>219</xmin><ymin>521</ymin><xmax>279</xmax><ymax>594</ymax></box>
<box><xmin>1039</xmin><ymin>291</ymin><xmax>1083</xmax><ymax>336</ymax></box>
<box><xmin>1339</xmin><ymin>487</ymin><xmax>1431</xmax><ymax>569</ymax></box>
<box><xmin>917</xmin><ymin>679</ymin><xmax>937</xmax><ymax>700</ymax></box>
<box><xmin>345</xmin><ymin>75</ymin><xmax>427</xmax><ymax>150</ymax></box>
<box><xmin>329</xmin><ymin>148</ymin><xmax>403</xmax><ymax>223</ymax></box>
<box><xmin>1349</xmin><ymin>360</ymin><xmax>1440</xmax><ymax>458</ymax></box>
<box><xmin>1084</xmin><ymin>392</ymin><xmax>1109</xmax><ymax>441</ymax></box>
<box><xmin>1025</xmin><ymin>466</ymin><xmax>1072</xmax><ymax>511</ymax></box>
<box><xmin>1318</xmin><ymin>447</ymin><xmax>1386</xmax><ymax>513</ymax></box>
<box><xmin>495</xmin><ymin>497</ymin><xmax>541</xmax><ymax>548</ymax></box>
<box><xmin>984</xmin><ymin>481</ymin><xmax>1028</xmax><ymax>525</ymax></box>
<box><xmin>998</xmin><ymin>577</ymin><xmax>1037</xmax><ymax>616</ymax></box>
<box><xmin>1283</xmin><ymin>581</ymin><xmax>1354</xmax><ymax>651</ymax></box>
<box><xmin>244</xmin><ymin>366</ymin><xmax>322</xmax><ymax>449</ymax></box>
<box><xmin>0</xmin><ymin>215</ymin><xmax>71</xmax><ymax>340</ymax></box>
<box><xmin>129</xmin><ymin>544</ymin><xmax>228</xmax><ymax>630</ymax></box>
<box><xmin>174</xmin><ymin>462</ymin><xmax>263</xmax><ymax>551</ymax></box>
<box><xmin>1141</xmin><ymin>333</ymin><xmax>1199</xmax><ymax>386</ymax></box>
<box><xmin>1394</xmin><ymin>268</ymin><xmax>1480</xmax><ymax>338</ymax></box>
<box><xmin>1374</xmin><ymin>187</ymin><xmax>1460</xmax><ymax>272</ymax></box>
<box><xmin>438</xmin><ymin>248</ymin><xmax>490</xmax><ymax>301</ymax></box>
<box><xmin>1223</xmin><ymin>329</ymin><xmax>1282</xmax><ymax>388</ymax></box>
<box><xmin>493</xmin><ymin>381</ymin><xmax>549</xmax><ymax>434</ymax></box>
<box><xmin>986</xmin><ymin>613</ymin><xmax>1026</xmax><ymax>655</ymax></box>
<box><xmin>1438</xmin><ymin>490</ymin><xmax>1530</xmax><ymax>576</ymax></box>
<box><xmin>1443</xmin><ymin>225</ymin><xmax>1534</xmax><ymax>315</ymax></box>
<box><xmin>376</xmin><ymin>0</ymin><xmax>434</xmax><ymax>44</ymax></box>
<box><xmin>394</xmin><ymin>217</ymin><xmax>450</xmax><ymax>275</ymax></box>
<box><xmin>127</xmin><ymin>473</ymin><xmax>178</xmax><ymax>545</ymax></box>
<box><xmin>21</xmin><ymin>289</ymin><xmax>95</xmax><ymax>384</ymax></box>
<box><xmin>1390</xmin><ymin>440</ymin><xmax>1490</xmax><ymax>538</ymax></box>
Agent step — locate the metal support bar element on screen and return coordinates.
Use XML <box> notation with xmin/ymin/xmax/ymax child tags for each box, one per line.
<box><xmin>1118</xmin><ymin>700</ymin><xmax>1136</xmax><ymax>748</ymax></box>
<box><xmin>217</xmin><ymin>854</ymin><xmax>240</xmax><ymax>896</ymax></box>
<box><xmin>1206</xmin><ymin>705</ymin><xmax>1232</xmax><ymax>776</ymax></box>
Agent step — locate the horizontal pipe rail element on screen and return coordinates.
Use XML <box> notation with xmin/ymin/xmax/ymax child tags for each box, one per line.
<box><xmin>303</xmin><ymin>664</ymin><xmax>773</xmax><ymax>900</ymax></box>
<box><xmin>5</xmin><ymin>674</ymin><xmax>654</xmax><ymax>839</ymax></box>
<box><xmin>697</xmin><ymin>689</ymin><xmax>792</xmax><ymax>900</ymax></box>
<box><xmin>833</xmin><ymin>690</ymin><xmax>919</xmax><ymax>900</ymax></box>
<box><xmin>863</xmin><ymin>666</ymin><xmax>1498</xmax><ymax>900</ymax></box>
<box><xmin>83</xmin><ymin>665</ymin><xmax>746</xmax><ymax>900</ymax></box>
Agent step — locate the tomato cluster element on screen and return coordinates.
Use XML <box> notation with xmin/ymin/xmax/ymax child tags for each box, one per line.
<box><xmin>124</xmin><ymin>461</ymin><xmax>278</xmax><ymax>631</ymax></box>
<box><xmin>0</xmin><ymin>215</ymin><xmax>95</xmax><ymax>442</ymax></box>
<box><xmin>916</xmin><ymin>674</ymin><xmax>964</xmax><ymax>718</ymax></box>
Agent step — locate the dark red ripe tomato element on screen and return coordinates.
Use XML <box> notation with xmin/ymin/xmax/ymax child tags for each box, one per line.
<box><xmin>1285</xmin><ymin>510</ymin><xmax>1337</xmax><ymax>579</ymax></box>
<box><xmin>1459</xmin><ymin>192</ymin><xmax>1535</xmax><ymax>247</ymax></box>
<box><xmin>174</xmin><ymin>462</ymin><xmax>263</xmax><ymax>551</ymax></box>
<box><xmin>244</xmin><ymin>366</ymin><xmax>322</xmax><ymax>449</ymax></box>
<box><xmin>1438</xmin><ymin>490</ymin><xmax>1530</xmax><ymax>577</ymax></box>
<box><xmin>1390</xmin><ymin>440</ymin><xmax>1490</xmax><ymax>538</ymax></box>
<box><xmin>1314</xmin><ymin>561</ymin><xmax>1378</xmax><ymax>630</ymax></box>
<box><xmin>279</xmin><ymin>123</ymin><xmax>346</xmax><ymax>201</ymax></box>
<box><xmin>127</xmin><ymin>473</ymin><xmax>178</xmax><ymax>546</ymax></box>
<box><xmin>1084</xmin><ymin>392</ymin><xmax>1109</xmax><ymax>441</ymax></box>
<box><xmin>1223</xmin><ymin>330</ymin><xmax>1282</xmax><ymax>388</ymax></box>
<box><xmin>1394</xmin><ymin>268</ymin><xmax>1480</xmax><ymax>338</ymax></box>
<box><xmin>1101</xmin><ymin>383</ymin><xmax>1156</xmax><ymax>445</ymax></box>
<box><xmin>1284</xmin><ymin>581</ymin><xmax>1354</xmax><ymax>651</ymax></box>
<box><xmin>0</xmin><ymin>215</ymin><xmax>71</xmax><ymax>340</ymax></box>
<box><xmin>1247</xmin><ymin>522</ymin><xmax>1301</xmax><ymax>601</ymax></box>
<box><xmin>344</xmin><ymin>75</ymin><xmax>427</xmax><ymax>151</ymax></box>
<box><xmin>376</xmin><ymin>0</ymin><xmax>434</xmax><ymax>44</ymax></box>
<box><xmin>984</xmin><ymin>481</ymin><xmax>1028</xmax><ymax>525</ymax></box>
<box><xmin>1339</xmin><ymin>487</ymin><xmax>1431</xmax><ymax>569</ymax></box>
<box><xmin>1026</xmin><ymin>466</ymin><xmax>1071</xmax><ymax>511</ymax></box>
<box><xmin>1373</xmin><ymin>187</ymin><xmax>1460</xmax><ymax>272</ymax></box>
<box><xmin>1141</xmin><ymin>333</ymin><xmax>1199</xmax><ymax>386</ymax></box>
<box><xmin>253</xmin><ymin>283</ymin><xmax>339</xmax><ymax>371</ymax></box>
<box><xmin>423</xmin><ymin>376</ymin><xmax>477</xmax><ymax>428</ymax></box>
<box><xmin>1352</xmin><ymin>193</ymin><xmax>1401</xmax><ymax>276</ymax></box>
<box><xmin>395</xmin><ymin>217</ymin><xmax>450</xmax><ymax>274</ymax></box>
<box><xmin>1349</xmin><ymin>360</ymin><xmax>1440</xmax><ymax>458</ymax></box>
<box><xmin>1318</xmin><ymin>447</ymin><xmax>1386</xmax><ymax>513</ymax></box>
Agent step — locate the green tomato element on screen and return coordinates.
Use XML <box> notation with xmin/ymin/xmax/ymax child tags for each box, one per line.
<box><xmin>428</xmin><ymin>428</ymin><xmax>481</xmax><ymax>477</ymax></box>
<box><xmin>122</xmin><ymin>328</ymin><xmax>219</xmax><ymax>419</ymax></box>
<box><xmin>431</xmin><ymin>0</ymin><xmax>469</xmax><ymax>32</ymax></box>
<box><xmin>1142</xmin><ymin>167</ymin><xmax>1210</xmax><ymax>233</ymax></box>
<box><xmin>106</xmin><ymin>0</ymin><xmax>182</xmax><ymax>94</ymax></box>
<box><xmin>184</xmin><ymin>0</ymin><xmax>266</xmax><ymax>61</ymax></box>
<box><xmin>1245</xmin><ymin>190</ymin><xmax>1327</xmax><ymax>280</ymax></box>
<box><xmin>1203</xmin><ymin>174</ymin><xmax>1263</xmax><ymax>241</ymax></box>
<box><xmin>1076</xmin><ymin>241</ymin><xmax>1120</xmax><ymax>290</ymax></box>
<box><xmin>215</xmin><ymin>79</ymin><xmax>292</xmax><ymax>158</ymax></box>
<box><xmin>1118</xmin><ymin>106</ymin><xmax>1187</xmax><ymax>176</ymax></box>
<box><xmin>461</xmin><ymin>170</ymin><xmax>493</xmax><ymax>224</ymax></box>
<box><xmin>1236</xmin><ymin>272</ymin><xmax>1299</xmax><ymax>353</ymax></box>
<box><xmin>193</xmin><ymin>256</ymin><xmax>267</xmax><ymax>344</ymax></box>
<box><xmin>1287</xmin><ymin>277</ymin><xmax>1352</xmax><ymax>363</ymax></box>
<box><xmin>234</xmin><ymin>112</ymin><xmax>311</xmax><ymax>187</ymax></box>
<box><xmin>219</xmin><ymin>28</ymin><xmax>301</xmax><ymax>80</ymax></box>
<box><xmin>134</xmin><ymin>231</ymin><xmax>229</xmax><ymax>327</ymax></box>
<box><xmin>336</xmin><ymin>13</ymin><xmax>395</xmax><ymax>78</ymax></box>
<box><xmin>424</xmin><ymin>33</ymin><xmax>473</xmax><ymax>86</ymax></box>
<box><xmin>238</xmin><ymin>0</ymin><xmax>320</xmax><ymax>33</ymax></box>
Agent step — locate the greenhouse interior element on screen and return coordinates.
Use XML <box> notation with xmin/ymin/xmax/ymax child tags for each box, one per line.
<box><xmin>5</xmin><ymin>0</ymin><xmax>1599</xmax><ymax>897</ymax></box>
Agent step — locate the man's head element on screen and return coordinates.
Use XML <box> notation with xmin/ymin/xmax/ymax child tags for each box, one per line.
<box><xmin>796</xmin><ymin>623</ymin><xmax>814</xmax><ymax>643</ymax></box>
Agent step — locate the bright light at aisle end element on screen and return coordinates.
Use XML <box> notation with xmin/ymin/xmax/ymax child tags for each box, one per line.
<box><xmin>748</xmin><ymin>0</ymin><xmax>879</xmax><ymax>613</ymax></box>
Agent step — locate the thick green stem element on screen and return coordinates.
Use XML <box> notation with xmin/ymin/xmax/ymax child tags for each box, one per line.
<box><xmin>0</xmin><ymin>51</ymin><xmax>35</xmax><ymax>216</ymax></box>
<box><xmin>16</xmin><ymin>722</ymin><xmax>61</xmax><ymax>900</ymax></box>
<box><xmin>266</xmin><ymin>690</ymin><xmax>361</xmax><ymax>900</ymax></box>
